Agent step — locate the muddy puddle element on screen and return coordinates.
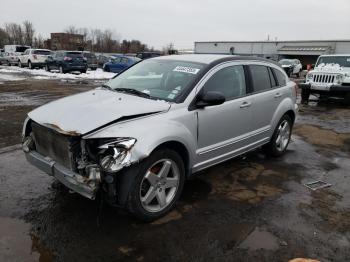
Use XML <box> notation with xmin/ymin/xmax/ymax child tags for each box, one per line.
<box><xmin>294</xmin><ymin>124</ymin><xmax>350</xmax><ymax>153</ymax></box>
<box><xmin>201</xmin><ymin>157</ymin><xmax>294</xmax><ymax>204</ymax></box>
<box><xmin>0</xmin><ymin>217</ymin><xmax>54</xmax><ymax>262</ymax></box>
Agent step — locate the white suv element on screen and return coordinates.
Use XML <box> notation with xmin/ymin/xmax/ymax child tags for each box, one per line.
<box><xmin>19</xmin><ymin>49</ymin><xmax>52</xmax><ymax>69</ymax></box>
<box><xmin>301</xmin><ymin>54</ymin><xmax>350</xmax><ymax>103</ymax></box>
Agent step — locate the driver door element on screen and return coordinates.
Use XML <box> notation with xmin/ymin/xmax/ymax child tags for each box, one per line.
<box><xmin>194</xmin><ymin>64</ymin><xmax>254</xmax><ymax>171</ymax></box>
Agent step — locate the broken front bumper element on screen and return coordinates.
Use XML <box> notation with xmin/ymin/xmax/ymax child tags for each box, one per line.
<box><xmin>25</xmin><ymin>150</ymin><xmax>99</xmax><ymax>200</ymax></box>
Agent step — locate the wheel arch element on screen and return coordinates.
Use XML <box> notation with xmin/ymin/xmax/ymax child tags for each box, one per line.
<box><xmin>151</xmin><ymin>140</ymin><xmax>191</xmax><ymax>178</ymax></box>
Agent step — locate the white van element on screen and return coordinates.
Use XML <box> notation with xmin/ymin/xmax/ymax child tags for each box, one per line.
<box><xmin>4</xmin><ymin>45</ymin><xmax>31</xmax><ymax>65</ymax></box>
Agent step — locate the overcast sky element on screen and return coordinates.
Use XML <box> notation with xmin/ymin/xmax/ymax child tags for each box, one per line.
<box><xmin>1</xmin><ymin>0</ymin><xmax>350</xmax><ymax>49</ymax></box>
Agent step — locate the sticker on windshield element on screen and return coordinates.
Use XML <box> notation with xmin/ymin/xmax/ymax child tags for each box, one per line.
<box><xmin>167</xmin><ymin>93</ymin><xmax>176</xmax><ymax>99</ymax></box>
<box><xmin>173</xmin><ymin>66</ymin><xmax>200</xmax><ymax>75</ymax></box>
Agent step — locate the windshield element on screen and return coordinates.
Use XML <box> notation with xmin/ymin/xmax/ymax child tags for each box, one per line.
<box><xmin>316</xmin><ymin>56</ymin><xmax>350</xmax><ymax>67</ymax></box>
<box><xmin>279</xmin><ymin>59</ymin><xmax>293</xmax><ymax>65</ymax></box>
<box><xmin>105</xmin><ymin>59</ymin><xmax>204</xmax><ymax>101</ymax></box>
<box><xmin>34</xmin><ymin>50</ymin><xmax>51</xmax><ymax>55</ymax></box>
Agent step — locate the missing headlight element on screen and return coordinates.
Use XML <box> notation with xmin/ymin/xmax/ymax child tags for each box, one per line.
<box><xmin>98</xmin><ymin>138</ymin><xmax>136</xmax><ymax>172</ymax></box>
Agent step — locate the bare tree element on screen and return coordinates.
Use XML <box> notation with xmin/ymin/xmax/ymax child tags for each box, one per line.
<box><xmin>0</xmin><ymin>27</ymin><xmax>9</xmax><ymax>46</ymax></box>
<box><xmin>23</xmin><ymin>20</ymin><xmax>35</xmax><ymax>46</ymax></box>
<box><xmin>64</xmin><ymin>25</ymin><xmax>79</xmax><ymax>35</ymax></box>
<box><xmin>162</xmin><ymin>43</ymin><xmax>174</xmax><ymax>55</ymax></box>
<box><xmin>5</xmin><ymin>23</ymin><xmax>24</xmax><ymax>45</ymax></box>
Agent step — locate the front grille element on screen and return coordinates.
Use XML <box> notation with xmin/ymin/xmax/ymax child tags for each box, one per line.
<box><xmin>31</xmin><ymin>122</ymin><xmax>80</xmax><ymax>170</ymax></box>
<box><xmin>312</xmin><ymin>74</ymin><xmax>336</xmax><ymax>84</ymax></box>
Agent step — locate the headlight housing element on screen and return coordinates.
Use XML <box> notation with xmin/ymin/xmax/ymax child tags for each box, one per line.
<box><xmin>306</xmin><ymin>73</ymin><xmax>313</xmax><ymax>81</ymax></box>
<box><xmin>98</xmin><ymin>138</ymin><xmax>137</xmax><ymax>173</ymax></box>
<box><xmin>335</xmin><ymin>74</ymin><xmax>343</xmax><ymax>84</ymax></box>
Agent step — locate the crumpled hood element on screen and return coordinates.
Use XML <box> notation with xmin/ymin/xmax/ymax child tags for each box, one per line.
<box><xmin>28</xmin><ymin>88</ymin><xmax>171</xmax><ymax>135</ymax></box>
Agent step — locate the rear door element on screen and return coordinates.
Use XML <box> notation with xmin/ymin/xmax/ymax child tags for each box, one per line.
<box><xmin>194</xmin><ymin>63</ymin><xmax>254</xmax><ymax>170</ymax></box>
<box><xmin>248</xmin><ymin>64</ymin><xmax>286</xmax><ymax>141</ymax></box>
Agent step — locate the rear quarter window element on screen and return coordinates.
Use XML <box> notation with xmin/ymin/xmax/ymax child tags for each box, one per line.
<box><xmin>249</xmin><ymin>65</ymin><xmax>271</xmax><ymax>92</ymax></box>
<box><xmin>273</xmin><ymin>68</ymin><xmax>287</xmax><ymax>86</ymax></box>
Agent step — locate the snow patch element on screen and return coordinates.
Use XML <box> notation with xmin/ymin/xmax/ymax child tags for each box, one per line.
<box><xmin>0</xmin><ymin>66</ymin><xmax>115</xmax><ymax>81</ymax></box>
<box><xmin>316</xmin><ymin>63</ymin><xmax>343</xmax><ymax>71</ymax></box>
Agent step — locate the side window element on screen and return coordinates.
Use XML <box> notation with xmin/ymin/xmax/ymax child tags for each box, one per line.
<box><xmin>249</xmin><ymin>65</ymin><xmax>271</xmax><ymax>92</ymax></box>
<box><xmin>268</xmin><ymin>67</ymin><xmax>278</xmax><ymax>88</ymax></box>
<box><xmin>121</xmin><ymin>58</ymin><xmax>128</xmax><ymax>64</ymax></box>
<box><xmin>202</xmin><ymin>65</ymin><xmax>246</xmax><ymax>100</ymax></box>
<box><xmin>273</xmin><ymin>68</ymin><xmax>287</xmax><ymax>86</ymax></box>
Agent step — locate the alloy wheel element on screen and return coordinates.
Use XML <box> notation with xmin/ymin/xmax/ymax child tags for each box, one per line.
<box><xmin>275</xmin><ymin>120</ymin><xmax>291</xmax><ymax>152</ymax></box>
<box><xmin>139</xmin><ymin>159</ymin><xmax>180</xmax><ymax>212</ymax></box>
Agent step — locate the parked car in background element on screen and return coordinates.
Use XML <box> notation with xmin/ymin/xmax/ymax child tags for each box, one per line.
<box><xmin>301</xmin><ymin>54</ymin><xmax>350</xmax><ymax>103</ymax></box>
<box><xmin>0</xmin><ymin>49</ymin><xmax>6</xmax><ymax>65</ymax></box>
<box><xmin>278</xmin><ymin>59</ymin><xmax>302</xmax><ymax>77</ymax></box>
<box><xmin>136</xmin><ymin>51</ymin><xmax>161</xmax><ymax>60</ymax></box>
<box><xmin>103</xmin><ymin>55</ymin><xmax>141</xmax><ymax>73</ymax></box>
<box><xmin>96</xmin><ymin>54</ymin><xmax>110</xmax><ymax>68</ymax></box>
<box><xmin>23</xmin><ymin>55</ymin><xmax>297</xmax><ymax>221</ymax></box>
<box><xmin>45</xmin><ymin>51</ymin><xmax>88</xmax><ymax>74</ymax></box>
<box><xmin>4</xmin><ymin>45</ymin><xmax>31</xmax><ymax>65</ymax></box>
<box><xmin>18</xmin><ymin>49</ymin><xmax>51</xmax><ymax>69</ymax></box>
<box><xmin>82</xmin><ymin>51</ymin><xmax>98</xmax><ymax>70</ymax></box>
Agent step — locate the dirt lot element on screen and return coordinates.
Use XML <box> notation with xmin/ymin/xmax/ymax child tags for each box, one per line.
<box><xmin>0</xmin><ymin>75</ymin><xmax>350</xmax><ymax>262</ymax></box>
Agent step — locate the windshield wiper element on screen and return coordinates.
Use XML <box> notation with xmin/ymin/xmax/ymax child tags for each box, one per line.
<box><xmin>114</xmin><ymin>88</ymin><xmax>151</xmax><ymax>98</ymax></box>
<box><xmin>101</xmin><ymin>84</ymin><xmax>113</xmax><ymax>90</ymax></box>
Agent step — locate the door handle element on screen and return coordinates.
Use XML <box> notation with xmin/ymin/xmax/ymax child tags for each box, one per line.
<box><xmin>240</xmin><ymin>101</ymin><xmax>251</xmax><ymax>108</ymax></box>
<box><xmin>274</xmin><ymin>93</ymin><xmax>282</xmax><ymax>98</ymax></box>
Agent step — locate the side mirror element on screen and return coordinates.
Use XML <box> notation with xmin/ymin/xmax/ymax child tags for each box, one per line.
<box><xmin>196</xmin><ymin>91</ymin><xmax>225</xmax><ymax>108</ymax></box>
<box><xmin>47</xmin><ymin>56</ymin><xmax>53</xmax><ymax>60</ymax></box>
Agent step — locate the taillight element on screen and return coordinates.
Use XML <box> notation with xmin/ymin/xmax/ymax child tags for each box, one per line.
<box><xmin>33</xmin><ymin>55</ymin><xmax>37</xmax><ymax>59</ymax></box>
<box><xmin>64</xmin><ymin>56</ymin><xmax>72</xmax><ymax>61</ymax></box>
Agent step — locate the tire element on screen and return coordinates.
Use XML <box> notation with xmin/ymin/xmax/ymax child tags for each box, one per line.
<box><xmin>59</xmin><ymin>66</ymin><xmax>65</xmax><ymax>74</ymax></box>
<box><xmin>80</xmin><ymin>70</ymin><xmax>87</xmax><ymax>74</ymax></box>
<box><xmin>45</xmin><ymin>64</ymin><xmax>50</xmax><ymax>72</ymax></box>
<box><xmin>264</xmin><ymin>115</ymin><xmax>293</xmax><ymax>157</ymax></box>
<box><xmin>127</xmin><ymin>148</ymin><xmax>185</xmax><ymax>222</ymax></box>
<box><xmin>28</xmin><ymin>61</ymin><xmax>32</xmax><ymax>69</ymax></box>
<box><xmin>19</xmin><ymin>61</ymin><xmax>23</xmax><ymax>68</ymax></box>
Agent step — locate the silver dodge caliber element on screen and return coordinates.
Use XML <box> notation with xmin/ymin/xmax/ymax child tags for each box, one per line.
<box><xmin>22</xmin><ymin>55</ymin><xmax>298</xmax><ymax>221</ymax></box>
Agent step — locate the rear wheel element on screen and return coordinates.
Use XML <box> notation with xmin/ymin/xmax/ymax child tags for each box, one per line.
<box><xmin>80</xmin><ymin>69</ymin><xmax>87</xmax><ymax>74</ymax></box>
<box><xmin>28</xmin><ymin>61</ymin><xmax>33</xmax><ymax>69</ymax></box>
<box><xmin>264</xmin><ymin>115</ymin><xmax>292</xmax><ymax>157</ymax></box>
<box><xmin>127</xmin><ymin>149</ymin><xmax>185</xmax><ymax>221</ymax></box>
<box><xmin>19</xmin><ymin>61</ymin><xmax>23</xmax><ymax>68</ymax></box>
<box><xmin>45</xmin><ymin>64</ymin><xmax>50</xmax><ymax>72</ymax></box>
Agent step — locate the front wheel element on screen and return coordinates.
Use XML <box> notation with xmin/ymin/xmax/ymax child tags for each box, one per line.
<box><xmin>28</xmin><ymin>61</ymin><xmax>33</xmax><ymax>69</ymax></box>
<box><xmin>45</xmin><ymin>64</ymin><xmax>50</xmax><ymax>72</ymax></box>
<box><xmin>127</xmin><ymin>149</ymin><xmax>185</xmax><ymax>222</ymax></box>
<box><xmin>264</xmin><ymin>115</ymin><xmax>292</xmax><ymax>157</ymax></box>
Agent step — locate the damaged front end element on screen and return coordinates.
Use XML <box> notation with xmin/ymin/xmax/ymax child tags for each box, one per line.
<box><xmin>22</xmin><ymin>119</ymin><xmax>137</xmax><ymax>201</ymax></box>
